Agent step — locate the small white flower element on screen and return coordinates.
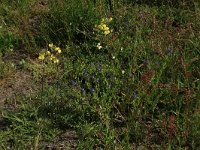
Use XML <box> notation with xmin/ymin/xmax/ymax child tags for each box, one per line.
<box><xmin>98</xmin><ymin>46</ymin><xmax>102</xmax><ymax>49</ymax></box>
<box><xmin>112</xmin><ymin>56</ymin><xmax>115</xmax><ymax>59</ymax></box>
<box><xmin>121</xmin><ymin>47</ymin><xmax>124</xmax><ymax>51</ymax></box>
<box><xmin>97</xmin><ymin>43</ymin><xmax>102</xmax><ymax>49</ymax></box>
<box><xmin>122</xmin><ymin>70</ymin><xmax>125</xmax><ymax>74</ymax></box>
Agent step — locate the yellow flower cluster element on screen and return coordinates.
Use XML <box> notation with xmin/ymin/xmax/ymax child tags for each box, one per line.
<box><xmin>38</xmin><ymin>43</ymin><xmax>61</xmax><ymax>64</ymax></box>
<box><xmin>94</xmin><ymin>17</ymin><xmax>113</xmax><ymax>35</ymax></box>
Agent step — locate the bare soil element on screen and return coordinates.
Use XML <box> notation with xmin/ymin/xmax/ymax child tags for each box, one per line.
<box><xmin>0</xmin><ymin>71</ymin><xmax>35</xmax><ymax>109</ymax></box>
<box><xmin>0</xmin><ymin>70</ymin><xmax>78</xmax><ymax>149</ymax></box>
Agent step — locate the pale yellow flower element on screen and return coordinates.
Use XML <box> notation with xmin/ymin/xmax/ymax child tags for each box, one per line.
<box><xmin>46</xmin><ymin>51</ymin><xmax>51</xmax><ymax>55</ymax></box>
<box><xmin>98</xmin><ymin>24</ymin><xmax>103</xmax><ymax>30</ymax></box>
<box><xmin>49</xmin><ymin>43</ymin><xmax>53</xmax><ymax>48</ymax></box>
<box><xmin>54</xmin><ymin>59</ymin><xmax>59</xmax><ymax>64</ymax></box>
<box><xmin>102</xmin><ymin>24</ymin><xmax>107</xmax><ymax>28</ymax></box>
<box><xmin>104</xmin><ymin>30</ymin><xmax>110</xmax><ymax>35</ymax></box>
<box><xmin>55</xmin><ymin>47</ymin><xmax>60</xmax><ymax>51</ymax></box>
<box><xmin>50</xmin><ymin>54</ymin><xmax>55</xmax><ymax>60</ymax></box>
<box><xmin>38</xmin><ymin>53</ymin><xmax>45</xmax><ymax>60</ymax></box>
<box><xmin>58</xmin><ymin>49</ymin><xmax>61</xmax><ymax>54</ymax></box>
<box><xmin>104</xmin><ymin>27</ymin><xmax>109</xmax><ymax>31</ymax></box>
<box><xmin>109</xmin><ymin>17</ymin><xmax>113</xmax><ymax>22</ymax></box>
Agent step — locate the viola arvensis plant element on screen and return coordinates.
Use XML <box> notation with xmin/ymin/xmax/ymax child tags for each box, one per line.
<box><xmin>38</xmin><ymin>43</ymin><xmax>61</xmax><ymax>64</ymax></box>
<box><xmin>94</xmin><ymin>17</ymin><xmax>113</xmax><ymax>36</ymax></box>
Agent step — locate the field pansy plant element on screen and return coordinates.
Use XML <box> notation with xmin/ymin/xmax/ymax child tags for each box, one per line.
<box><xmin>94</xmin><ymin>17</ymin><xmax>113</xmax><ymax>36</ymax></box>
<box><xmin>38</xmin><ymin>43</ymin><xmax>61</xmax><ymax>64</ymax></box>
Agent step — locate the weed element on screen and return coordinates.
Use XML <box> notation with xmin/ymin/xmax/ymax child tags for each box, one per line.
<box><xmin>0</xmin><ymin>0</ymin><xmax>200</xmax><ymax>149</ymax></box>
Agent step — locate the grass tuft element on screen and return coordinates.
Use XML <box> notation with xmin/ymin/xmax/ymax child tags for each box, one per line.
<box><xmin>0</xmin><ymin>0</ymin><xmax>200</xmax><ymax>149</ymax></box>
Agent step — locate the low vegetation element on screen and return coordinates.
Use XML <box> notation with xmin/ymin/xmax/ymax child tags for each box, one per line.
<box><xmin>0</xmin><ymin>0</ymin><xmax>200</xmax><ymax>149</ymax></box>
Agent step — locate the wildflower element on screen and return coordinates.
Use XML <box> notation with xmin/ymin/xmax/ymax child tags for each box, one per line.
<box><xmin>46</xmin><ymin>51</ymin><xmax>51</xmax><ymax>55</ymax></box>
<box><xmin>55</xmin><ymin>47</ymin><xmax>59</xmax><ymax>51</ymax></box>
<box><xmin>122</xmin><ymin>70</ymin><xmax>125</xmax><ymax>74</ymax></box>
<box><xmin>55</xmin><ymin>47</ymin><xmax>62</xmax><ymax>54</ymax></box>
<box><xmin>112</xmin><ymin>56</ymin><xmax>115</xmax><ymax>59</ymax></box>
<box><xmin>95</xmin><ymin>17</ymin><xmax>112</xmax><ymax>35</ymax></box>
<box><xmin>104</xmin><ymin>26</ymin><xmax>109</xmax><ymax>31</ymax></box>
<box><xmin>50</xmin><ymin>54</ymin><xmax>55</xmax><ymax>60</ymax></box>
<box><xmin>91</xmin><ymin>87</ymin><xmax>95</xmax><ymax>93</ymax></box>
<box><xmin>58</xmin><ymin>49</ymin><xmax>61</xmax><ymax>54</ymax></box>
<box><xmin>49</xmin><ymin>43</ymin><xmax>53</xmax><ymax>48</ymax></box>
<box><xmin>98</xmin><ymin>24</ymin><xmax>103</xmax><ymax>30</ymax></box>
<box><xmin>38</xmin><ymin>53</ymin><xmax>45</xmax><ymax>60</ymax></box>
<box><xmin>53</xmin><ymin>59</ymin><xmax>59</xmax><ymax>64</ymax></box>
<box><xmin>81</xmin><ymin>87</ymin><xmax>85</xmax><ymax>93</ymax></box>
<box><xmin>97</xmin><ymin>43</ymin><xmax>102</xmax><ymax>49</ymax></box>
<box><xmin>102</xmin><ymin>24</ymin><xmax>107</xmax><ymax>28</ymax></box>
<box><xmin>104</xmin><ymin>30</ymin><xmax>110</xmax><ymax>35</ymax></box>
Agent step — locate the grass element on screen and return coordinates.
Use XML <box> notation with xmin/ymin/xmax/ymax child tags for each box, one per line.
<box><xmin>0</xmin><ymin>0</ymin><xmax>200</xmax><ymax>149</ymax></box>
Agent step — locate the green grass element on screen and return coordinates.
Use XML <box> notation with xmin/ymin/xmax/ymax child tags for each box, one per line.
<box><xmin>0</xmin><ymin>0</ymin><xmax>200</xmax><ymax>149</ymax></box>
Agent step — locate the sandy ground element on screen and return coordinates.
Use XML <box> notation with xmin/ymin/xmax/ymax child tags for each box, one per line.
<box><xmin>0</xmin><ymin>71</ymin><xmax>35</xmax><ymax>109</ymax></box>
